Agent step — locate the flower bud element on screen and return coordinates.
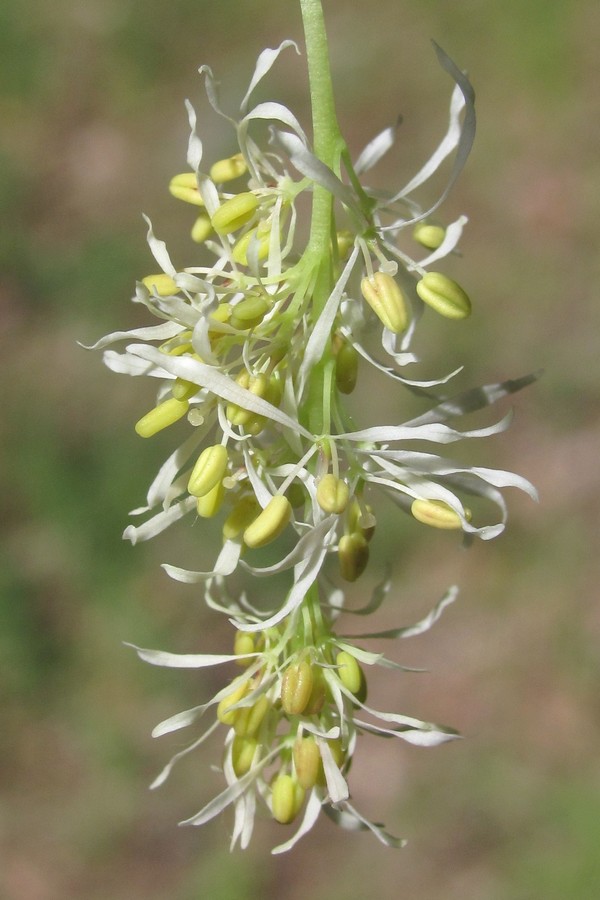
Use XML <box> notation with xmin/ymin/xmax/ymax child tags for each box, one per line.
<box><xmin>210</xmin><ymin>152</ymin><xmax>247</xmax><ymax>183</ymax></box>
<box><xmin>281</xmin><ymin>660</ymin><xmax>314</xmax><ymax>716</ymax></box>
<box><xmin>135</xmin><ymin>398</ymin><xmax>189</xmax><ymax>438</ymax></box>
<box><xmin>293</xmin><ymin>737</ymin><xmax>321</xmax><ymax>790</ymax></box>
<box><xmin>232</xmin><ymin>225</ymin><xmax>271</xmax><ymax>266</ymax></box>
<box><xmin>413</xmin><ymin>222</ymin><xmax>446</xmax><ymax>250</ymax></box>
<box><xmin>231</xmin><ymin>735</ymin><xmax>257</xmax><ymax>776</ymax></box>
<box><xmin>233</xmin><ymin>630</ymin><xmax>255</xmax><ymax>665</ymax></box>
<box><xmin>196</xmin><ymin>479</ymin><xmax>225</xmax><ymax>518</ymax></box>
<box><xmin>336</xmin><ymin>650</ymin><xmax>362</xmax><ymax>695</ymax></box>
<box><xmin>316</xmin><ymin>474</ymin><xmax>350</xmax><ymax>515</ymax></box>
<box><xmin>271</xmin><ymin>773</ymin><xmax>305</xmax><ymax>825</ymax></box>
<box><xmin>216</xmin><ymin>678</ymin><xmax>249</xmax><ymax>726</ymax></box>
<box><xmin>223</xmin><ymin>495</ymin><xmax>261</xmax><ymax>541</ymax></box>
<box><xmin>410</xmin><ymin>498</ymin><xmax>471</xmax><ymax>529</ymax></box>
<box><xmin>338</xmin><ymin>532</ymin><xmax>369</xmax><ymax>582</ymax></box>
<box><xmin>234</xmin><ymin>695</ymin><xmax>270</xmax><ymax>737</ymax></box>
<box><xmin>141</xmin><ymin>274</ymin><xmax>178</xmax><ymax>296</ymax></box>
<box><xmin>360</xmin><ymin>271</ymin><xmax>408</xmax><ymax>334</ymax></box>
<box><xmin>335</xmin><ymin>340</ymin><xmax>359</xmax><ymax>394</ymax></box>
<box><xmin>191</xmin><ymin>213</ymin><xmax>213</xmax><ymax>243</ymax></box>
<box><xmin>243</xmin><ymin>495</ymin><xmax>292</xmax><ymax>549</ymax></box>
<box><xmin>229</xmin><ymin>295</ymin><xmax>270</xmax><ymax>330</ymax></box>
<box><xmin>211</xmin><ymin>192</ymin><xmax>258</xmax><ymax>235</ymax></box>
<box><xmin>187</xmin><ymin>444</ymin><xmax>228</xmax><ymax>498</ymax></box>
<box><xmin>169</xmin><ymin>172</ymin><xmax>204</xmax><ymax>206</ymax></box>
<box><xmin>416</xmin><ymin>271</ymin><xmax>471</xmax><ymax>319</ymax></box>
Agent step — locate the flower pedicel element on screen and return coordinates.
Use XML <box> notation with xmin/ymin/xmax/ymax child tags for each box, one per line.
<box><xmin>87</xmin><ymin>0</ymin><xmax>537</xmax><ymax>853</ymax></box>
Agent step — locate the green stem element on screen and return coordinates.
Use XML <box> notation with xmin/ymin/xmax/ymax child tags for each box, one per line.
<box><xmin>300</xmin><ymin>0</ymin><xmax>344</xmax><ymax>315</ymax></box>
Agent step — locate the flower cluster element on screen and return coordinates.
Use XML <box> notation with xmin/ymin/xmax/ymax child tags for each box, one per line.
<box><xmin>89</xmin><ymin>30</ymin><xmax>535</xmax><ymax>852</ymax></box>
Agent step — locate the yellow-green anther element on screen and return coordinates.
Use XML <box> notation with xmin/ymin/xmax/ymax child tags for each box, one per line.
<box><xmin>243</xmin><ymin>495</ymin><xmax>292</xmax><ymax>549</ymax></box>
<box><xmin>338</xmin><ymin>532</ymin><xmax>370</xmax><ymax>582</ymax></box>
<box><xmin>302</xmin><ymin>666</ymin><xmax>326</xmax><ymax>716</ymax></box>
<box><xmin>285</xmin><ymin>482</ymin><xmax>306</xmax><ymax>510</ymax></box>
<box><xmin>360</xmin><ymin>271</ymin><xmax>408</xmax><ymax>334</ymax></box>
<box><xmin>336</xmin><ymin>650</ymin><xmax>362</xmax><ymax>695</ymax></box>
<box><xmin>335</xmin><ymin>340</ymin><xmax>359</xmax><ymax>394</ymax></box>
<box><xmin>134</xmin><ymin>398</ymin><xmax>189</xmax><ymax>438</ymax></box>
<box><xmin>293</xmin><ymin>737</ymin><xmax>321</xmax><ymax>790</ymax></box>
<box><xmin>196</xmin><ymin>479</ymin><xmax>225</xmax><ymax>518</ymax></box>
<box><xmin>141</xmin><ymin>274</ymin><xmax>178</xmax><ymax>296</ymax></box>
<box><xmin>336</xmin><ymin>229</ymin><xmax>354</xmax><ymax>259</ymax></box>
<box><xmin>410</xmin><ymin>498</ymin><xmax>471</xmax><ymax>529</ymax></box>
<box><xmin>191</xmin><ymin>213</ymin><xmax>213</xmax><ymax>243</ymax></box>
<box><xmin>211</xmin><ymin>192</ymin><xmax>258</xmax><ymax>235</ymax></box>
<box><xmin>317</xmin><ymin>474</ymin><xmax>350</xmax><ymax>515</ymax></box>
<box><xmin>271</xmin><ymin>774</ymin><xmax>305</xmax><ymax>825</ymax></box>
<box><xmin>168</xmin><ymin>172</ymin><xmax>204</xmax><ymax>206</ymax></box>
<box><xmin>416</xmin><ymin>271</ymin><xmax>471</xmax><ymax>320</ymax></box>
<box><xmin>229</xmin><ymin>295</ymin><xmax>270</xmax><ymax>330</ymax></box>
<box><xmin>280</xmin><ymin>659</ymin><xmax>314</xmax><ymax>716</ymax></box>
<box><xmin>234</xmin><ymin>695</ymin><xmax>270</xmax><ymax>737</ymax></box>
<box><xmin>231</xmin><ymin>735</ymin><xmax>257</xmax><ymax>777</ymax></box>
<box><xmin>233</xmin><ymin>630</ymin><xmax>255</xmax><ymax>665</ymax></box>
<box><xmin>413</xmin><ymin>222</ymin><xmax>446</xmax><ymax>250</ymax></box>
<box><xmin>216</xmin><ymin>678</ymin><xmax>248</xmax><ymax>726</ymax></box>
<box><xmin>210</xmin><ymin>152</ymin><xmax>247</xmax><ymax>183</ymax></box>
<box><xmin>232</xmin><ymin>225</ymin><xmax>271</xmax><ymax>266</ymax></box>
<box><xmin>188</xmin><ymin>444</ymin><xmax>228</xmax><ymax>498</ymax></box>
<box><xmin>171</xmin><ymin>377</ymin><xmax>199</xmax><ymax>401</ymax></box>
<box><xmin>226</xmin><ymin>372</ymin><xmax>269</xmax><ymax>426</ymax></box>
<box><xmin>222</xmin><ymin>495</ymin><xmax>261</xmax><ymax>541</ymax></box>
<box><xmin>210</xmin><ymin>303</ymin><xmax>232</xmax><ymax>325</ymax></box>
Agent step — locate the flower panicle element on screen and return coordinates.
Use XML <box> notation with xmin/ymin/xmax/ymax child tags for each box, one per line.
<box><xmin>89</xmin><ymin>20</ymin><xmax>535</xmax><ymax>852</ymax></box>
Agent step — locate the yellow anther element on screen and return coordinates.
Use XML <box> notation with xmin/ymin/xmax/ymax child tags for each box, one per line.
<box><xmin>234</xmin><ymin>695</ymin><xmax>270</xmax><ymax>737</ymax></box>
<box><xmin>168</xmin><ymin>172</ymin><xmax>205</xmax><ymax>206</ymax></box>
<box><xmin>231</xmin><ymin>735</ymin><xmax>257</xmax><ymax>776</ymax></box>
<box><xmin>338</xmin><ymin>532</ymin><xmax>370</xmax><ymax>582</ymax></box>
<box><xmin>195</xmin><ymin>479</ymin><xmax>225</xmax><ymax>518</ymax></box>
<box><xmin>229</xmin><ymin>295</ymin><xmax>270</xmax><ymax>330</ymax></box>
<box><xmin>281</xmin><ymin>660</ymin><xmax>314</xmax><ymax>716</ymax></box>
<box><xmin>141</xmin><ymin>274</ymin><xmax>178</xmax><ymax>296</ymax></box>
<box><xmin>360</xmin><ymin>271</ymin><xmax>408</xmax><ymax>333</ymax></box>
<box><xmin>216</xmin><ymin>678</ymin><xmax>249</xmax><ymax>726</ymax></box>
<box><xmin>335</xmin><ymin>340</ymin><xmax>359</xmax><ymax>394</ymax></box>
<box><xmin>223</xmin><ymin>495</ymin><xmax>261</xmax><ymax>541</ymax></box>
<box><xmin>211</xmin><ymin>192</ymin><xmax>258</xmax><ymax>235</ymax></box>
<box><xmin>416</xmin><ymin>271</ymin><xmax>471</xmax><ymax>319</ymax></box>
<box><xmin>233</xmin><ymin>630</ymin><xmax>255</xmax><ymax>665</ymax></box>
<box><xmin>187</xmin><ymin>444</ymin><xmax>228</xmax><ymax>498</ymax></box>
<box><xmin>243</xmin><ymin>495</ymin><xmax>292</xmax><ymax>549</ymax></box>
<box><xmin>410</xmin><ymin>498</ymin><xmax>471</xmax><ymax>529</ymax></box>
<box><xmin>191</xmin><ymin>213</ymin><xmax>213</xmax><ymax>243</ymax></box>
<box><xmin>134</xmin><ymin>398</ymin><xmax>189</xmax><ymax>438</ymax></box>
<box><xmin>293</xmin><ymin>737</ymin><xmax>321</xmax><ymax>791</ymax></box>
<box><xmin>316</xmin><ymin>474</ymin><xmax>350</xmax><ymax>515</ymax></box>
<box><xmin>232</xmin><ymin>224</ymin><xmax>271</xmax><ymax>266</ymax></box>
<box><xmin>210</xmin><ymin>152</ymin><xmax>247</xmax><ymax>183</ymax></box>
<box><xmin>226</xmin><ymin>372</ymin><xmax>269</xmax><ymax>426</ymax></box>
<box><xmin>271</xmin><ymin>773</ymin><xmax>305</xmax><ymax>825</ymax></box>
<box><xmin>336</xmin><ymin>650</ymin><xmax>363</xmax><ymax>695</ymax></box>
<box><xmin>171</xmin><ymin>378</ymin><xmax>199</xmax><ymax>401</ymax></box>
<box><xmin>413</xmin><ymin>222</ymin><xmax>446</xmax><ymax>250</ymax></box>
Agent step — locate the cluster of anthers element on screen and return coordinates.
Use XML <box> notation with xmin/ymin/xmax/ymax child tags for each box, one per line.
<box><xmin>88</xmin><ymin>38</ymin><xmax>536</xmax><ymax>852</ymax></box>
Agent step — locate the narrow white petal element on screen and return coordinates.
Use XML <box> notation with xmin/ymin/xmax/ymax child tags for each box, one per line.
<box><xmin>271</xmin><ymin>791</ymin><xmax>323</xmax><ymax>855</ymax></box>
<box><xmin>241</xmin><ymin>41</ymin><xmax>300</xmax><ymax>113</ymax></box>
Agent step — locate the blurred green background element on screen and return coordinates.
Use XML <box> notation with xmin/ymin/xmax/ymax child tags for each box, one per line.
<box><xmin>2</xmin><ymin>0</ymin><xmax>599</xmax><ymax>897</ymax></box>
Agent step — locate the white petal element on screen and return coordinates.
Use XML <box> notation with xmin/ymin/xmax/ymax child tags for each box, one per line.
<box><xmin>271</xmin><ymin>791</ymin><xmax>323</xmax><ymax>855</ymax></box>
<box><xmin>127</xmin><ymin>643</ymin><xmax>257</xmax><ymax>668</ymax></box>
<box><xmin>123</xmin><ymin>496</ymin><xmax>196</xmax><ymax>544</ymax></box>
<box><xmin>240</xmin><ymin>41</ymin><xmax>300</xmax><ymax>113</ymax></box>
<box><xmin>162</xmin><ymin>540</ymin><xmax>242</xmax><ymax>583</ymax></box>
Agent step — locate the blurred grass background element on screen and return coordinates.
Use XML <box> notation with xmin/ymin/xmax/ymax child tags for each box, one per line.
<box><xmin>1</xmin><ymin>0</ymin><xmax>599</xmax><ymax>897</ymax></box>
